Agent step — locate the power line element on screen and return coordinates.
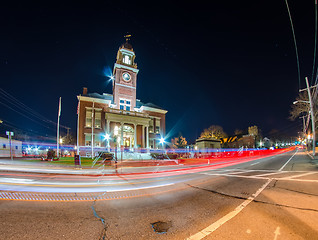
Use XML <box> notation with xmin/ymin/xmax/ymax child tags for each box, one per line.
<box><xmin>0</xmin><ymin>88</ymin><xmax>70</xmax><ymax>130</ymax></box>
<box><xmin>284</xmin><ymin>0</ymin><xmax>301</xmax><ymax>88</ymax></box>
<box><xmin>311</xmin><ymin>0</ymin><xmax>318</xmax><ymax>85</ymax></box>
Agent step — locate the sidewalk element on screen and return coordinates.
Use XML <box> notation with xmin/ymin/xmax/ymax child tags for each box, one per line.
<box><xmin>0</xmin><ymin>158</ymin><xmax>192</xmax><ymax>176</ymax></box>
<box><xmin>0</xmin><ymin>148</ymin><xmax>313</xmax><ymax>176</ymax></box>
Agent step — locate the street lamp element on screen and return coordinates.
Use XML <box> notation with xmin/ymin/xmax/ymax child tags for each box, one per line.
<box><xmin>104</xmin><ymin>133</ymin><xmax>110</xmax><ymax>152</ymax></box>
<box><xmin>160</xmin><ymin>137</ymin><xmax>165</xmax><ymax>150</ymax></box>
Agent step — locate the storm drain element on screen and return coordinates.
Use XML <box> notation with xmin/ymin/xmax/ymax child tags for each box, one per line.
<box><xmin>151</xmin><ymin>221</ymin><xmax>172</xmax><ymax>234</ymax></box>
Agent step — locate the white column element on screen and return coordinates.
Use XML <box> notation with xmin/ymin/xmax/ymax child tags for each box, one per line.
<box><xmin>106</xmin><ymin>120</ymin><xmax>110</xmax><ymax>151</ymax></box>
<box><xmin>120</xmin><ymin>122</ymin><xmax>124</xmax><ymax>147</ymax></box>
<box><xmin>146</xmin><ymin>126</ymin><xmax>149</xmax><ymax>149</ymax></box>
<box><xmin>142</xmin><ymin>125</ymin><xmax>145</xmax><ymax>148</ymax></box>
<box><xmin>106</xmin><ymin>119</ymin><xmax>110</xmax><ymax>133</ymax></box>
<box><xmin>134</xmin><ymin>123</ymin><xmax>137</xmax><ymax>149</ymax></box>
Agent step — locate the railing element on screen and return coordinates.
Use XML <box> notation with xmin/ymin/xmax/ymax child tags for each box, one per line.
<box><xmin>107</xmin><ymin>108</ymin><xmax>149</xmax><ymax>117</ymax></box>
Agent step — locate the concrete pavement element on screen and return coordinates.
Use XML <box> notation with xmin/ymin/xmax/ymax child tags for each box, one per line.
<box><xmin>0</xmin><ymin>149</ymin><xmax>318</xmax><ymax>239</ymax></box>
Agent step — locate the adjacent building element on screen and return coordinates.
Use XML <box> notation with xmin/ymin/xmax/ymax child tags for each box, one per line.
<box><xmin>77</xmin><ymin>39</ymin><xmax>167</xmax><ymax>155</ymax></box>
<box><xmin>0</xmin><ymin>136</ymin><xmax>22</xmax><ymax>157</ymax></box>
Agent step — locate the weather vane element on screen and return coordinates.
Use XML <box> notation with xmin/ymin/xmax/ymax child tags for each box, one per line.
<box><xmin>124</xmin><ymin>33</ymin><xmax>131</xmax><ymax>42</ymax></box>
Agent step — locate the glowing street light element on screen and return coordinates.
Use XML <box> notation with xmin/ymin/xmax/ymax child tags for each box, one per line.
<box><xmin>160</xmin><ymin>137</ymin><xmax>165</xmax><ymax>150</ymax></box>
<box><xmin>104</xmin><ymin>133</ymin><xmax>110</xmax><ymax>141</ymax></box>
<box><xmin>104</xmin><ymin>133</ymin><xmax>110</xmax><ymax>152</ymax></box>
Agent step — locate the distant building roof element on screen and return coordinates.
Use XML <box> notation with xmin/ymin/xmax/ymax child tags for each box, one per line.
<box><xmin>82</xmin><ymin>93</ymin><xmax>165</xmax><ymax>111</ymax></box>
<box><xmin>196</xmin><ymin>138</ymin><xmax>221</xmax><ymax>143</ymax></box>
<box><xmin>83</xmin><ymin>92</ymin><xmax>113</xmax><ymax>103</ymax></box>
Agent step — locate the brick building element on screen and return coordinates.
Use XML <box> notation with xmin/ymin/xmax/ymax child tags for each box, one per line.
<box><xmin>77</xmin><ymin>39</ymin><xmax>167</xmax><ymax>155</ymax></box>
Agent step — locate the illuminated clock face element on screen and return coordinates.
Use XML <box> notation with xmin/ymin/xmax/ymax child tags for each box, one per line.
<box><xmin>122</xmin><ymin>72</ymin><xmax>131</xmax><ymax>81</ymax></box>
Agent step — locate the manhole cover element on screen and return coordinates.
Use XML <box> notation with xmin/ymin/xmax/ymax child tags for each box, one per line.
<box><xmin>151</xmin><ymin>221</ymin><xmax>172</xmax><ymax>234</ymax></box>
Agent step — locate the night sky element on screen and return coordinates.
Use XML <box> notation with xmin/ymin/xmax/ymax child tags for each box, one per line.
<box><xmin>0</xmin><ymin>1</ymin><xmax>315</xmax><ymax>143</ymax></box>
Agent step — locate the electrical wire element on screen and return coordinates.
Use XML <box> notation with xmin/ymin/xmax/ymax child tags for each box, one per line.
<box><xmin>0</xmin><ymin>88</ymin><xmax>70</xmax><ymax>130</ymax></box>
<box><xmin>284</xmin><ymin>0</ymin><xmax>301</xmax><ymax>88</ymax></box>
<box><xmin>311</xmin><ymin>0</ymin><xmax>318</xmax><ymax>85</ymax></box>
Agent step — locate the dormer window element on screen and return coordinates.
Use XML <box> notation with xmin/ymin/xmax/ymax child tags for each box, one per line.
<box><xmin>123</xmin><ymin>55</ymin><xmax>131</xmax><ymax>65</ymax></box>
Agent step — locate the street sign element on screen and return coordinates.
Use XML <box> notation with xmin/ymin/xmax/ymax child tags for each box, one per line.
<box><xmin>6</xmin><ymin>131</ymin><xmax>14</xmax><ymax>136</ymax></box>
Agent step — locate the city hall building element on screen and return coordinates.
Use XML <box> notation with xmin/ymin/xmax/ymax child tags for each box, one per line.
<box><xmin>77</xmin><ymin>40</ymin><xmax>167</xmax><ymax>154</ymax></box>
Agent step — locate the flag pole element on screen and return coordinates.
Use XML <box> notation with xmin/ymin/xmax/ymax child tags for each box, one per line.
<box><xmin>91</xmin><ymin>101</ymin><xmax>95</xmax><ymax>158</ymax></box>
<box><xmin>76</xmin><ymin>97</ymin><xmax>80</xmax><ymax>155</ymax></box>
<box><xmin>57</xmin><ymin>97</ymin><xmax>61</xmax><ymax>158</ymax></box>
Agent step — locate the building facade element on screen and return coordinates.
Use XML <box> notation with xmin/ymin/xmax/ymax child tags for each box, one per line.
<box><xmin>77</xmin><ymin>40</ymin><xmax>167</xmax><ymax>155</ymax></box>
<box><xmin>0</xmin><ymin>136</ymin><xmax>22</xmax><ymax>157</ymax></box>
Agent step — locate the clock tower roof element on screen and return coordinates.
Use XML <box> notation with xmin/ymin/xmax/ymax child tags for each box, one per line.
<box><xmin>120</xmin><ymin>41</ymin><xmax>133</xmax><ymax>51</ymax></box>
<box><xmin>120</xmin><ymin>34</ymin><xmax>133</xmax><ymax>50</ymax></box>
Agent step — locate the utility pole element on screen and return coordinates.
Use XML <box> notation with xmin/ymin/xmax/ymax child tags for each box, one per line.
<box><xmin>57</xmin><ymin>97</ymin><xmax>61</xmax><ymax>158</ymax></box>
<box><xmin>299</xmin><ymin>115</ymin><xmax>307</xmax><ymax>138</ymax></box>
<box><xmin>300</xmin><ymin>77</ymin><xmax>317</xmax><ymax>156</ymax></box>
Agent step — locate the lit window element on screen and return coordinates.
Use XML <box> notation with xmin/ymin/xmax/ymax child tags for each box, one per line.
<box><xmin>155</xmin><ymin>119</ymin><xmax>160</xmax><ymax>133</ymax></box>
<box><xmin>95</xmin><ymin>111</ymin><xmax>101</xmax><ymax>128</ymax></box>
<box><xmin>85</xmin><ymin>134</ymin><xmax>92</xmax><ymax>146</ymax></box>
<box><xmin>85</xmin><ymin>109</ymin><xmax>92</xmax><ymax>127</ymax></box>
<box><xmin>123</xmin><ymin>55</ymin><xmax>131</xmax><ymax>64</ymax></box>
<box><xmin>149</xmin><ymin>118</ymin><xmax>154</xmax><ymax>133</ymax></box>
<box><xmin>95</xmin><ymin>135</ymin><xmax>101</xmax><ymax>147</ymax></box>
<box><xmin>119</xmin><ymin>99</ymin><xmax>132</xmax><ymax>111</ymax></box>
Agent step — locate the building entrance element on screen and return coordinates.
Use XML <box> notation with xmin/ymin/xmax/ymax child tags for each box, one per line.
<box><xmin>119</xmin><ymin>125</ymin><xmax>135</xmax><ymax>148</ymax></box>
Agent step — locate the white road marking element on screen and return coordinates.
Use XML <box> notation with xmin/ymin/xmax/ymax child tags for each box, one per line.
<box><xmin>274</xmin><ymin>226</ymin><xmax>280</xmax><ymax>240</ymax></box>
<box><xmin>186</xmin><ymin>178</ymin><xmax>272</xmax><ymax>240</ymax></box>
<box><xmin>278</xmin><ymin>150</ymin><xmax>298</xmax><ymax>171</ymax></box>
<box><xmin>253</xmin><ymin>172</ymin><xmax>284</xmax><ymax>177</ymax></box>
<box><xmin>250</xmin><ymin>162</ymin><xmax>260</xmax><ymax>166</ymax></box>
<box><xmin>201</xmin><ymin>172</ymin><xmax>318</xmax><ymax>183</ymax></box>
<box><xmin>283</xmin><ymin>172</ymin><xmax>317</xmax><ymax>179</ymax></box>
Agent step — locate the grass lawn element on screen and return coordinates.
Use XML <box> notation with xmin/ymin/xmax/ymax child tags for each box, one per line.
<box><xmin>53</xmin><ymin>157</ymin><xmax>95</xmax><ymax>167</ymax></box>
<box><xmin>20</xmin><ymin>157</ymin><xmax>100</xmax><ymax>167</ymax></box>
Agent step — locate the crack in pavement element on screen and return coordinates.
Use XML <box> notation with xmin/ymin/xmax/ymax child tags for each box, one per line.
<box><xmin>187</xmin><ymin>184</ymin><xmax>318</xmax><ymax>213</ymax></box>
<box><xmin>91</xmin><ymin>192</ymin><xmax>108</xmax><ymax>240</ymax></box>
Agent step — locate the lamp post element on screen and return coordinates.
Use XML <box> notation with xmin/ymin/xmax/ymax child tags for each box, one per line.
<box><xmin>6</xmin><ymin>131</ymin><xmax>14</xmax><ymax>160</ymax></box>
<box><xmin>160</xmin><ymin>137</ymin><xmax>165</xmax><ymax>149</ymax></box>
<box><xmin>104</xmin><ymin>133</ymin><xmax>110</xmax><ymax>152</ymax></box>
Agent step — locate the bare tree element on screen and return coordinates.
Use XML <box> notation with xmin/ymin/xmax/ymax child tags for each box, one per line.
<box><xmin>200</xmin><ymin>125</ymin><xmax>227</xmax><ymax>140</ymax></box>
<box><xmin>289</xmin><ymin>91</ymin><xmax>310</xmax><ymax>121</ymax></box>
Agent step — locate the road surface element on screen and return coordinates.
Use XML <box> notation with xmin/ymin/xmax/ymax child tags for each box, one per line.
<box><xmin>0</xmin><ymin>149</ymin><xmax>317</xmax><ymax>239</ymax></box>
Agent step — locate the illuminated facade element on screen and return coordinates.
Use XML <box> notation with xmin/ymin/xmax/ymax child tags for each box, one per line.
<box><xmin>77</xmin><ymin>40</ymin><xmax>167</xmax><ymax>154</ymax></box>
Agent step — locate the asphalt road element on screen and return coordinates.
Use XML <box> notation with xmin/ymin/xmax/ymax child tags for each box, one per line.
<box><xmin>0</xmin><ymin>149</ymin><xmax>318</xmax><ymax>239</ymax></box>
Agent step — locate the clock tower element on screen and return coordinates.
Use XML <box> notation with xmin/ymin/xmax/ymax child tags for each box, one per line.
<box><xmin>113</xmin><ymin>36</ymin><xmax>139</xmax><ymax>111</ymax></box>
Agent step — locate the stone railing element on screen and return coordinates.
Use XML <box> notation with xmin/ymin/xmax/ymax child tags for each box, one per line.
<box><xmin>108</xmin><ymin>108</ymin><xmax>149</xmax><ymax>118</ymax></box>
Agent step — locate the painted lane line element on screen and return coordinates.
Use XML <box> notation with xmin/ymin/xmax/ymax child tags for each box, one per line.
<box><xmin>187</xmin><ymin>178</ymin><xmax>272</xmax><ymax>240</ymax></box>
<box><xmin>278</xmin><ymin>150</ymin><xmax>298</xmax><ymax>171</ymax></box>
<box><xmin>201</xmin><ymin>172</ymin><xmax>318</xmax><ymax>183</ymax></box>
<box><xmin>202</xmin><ymin>172</ymin><xmax>268</xmax><ymax>180</ymax></box>
<box><xmin>253</xmin><ymin>172</ymin><xmax>282</xmax><ymax>177</ymax></box>
<box><xmin>250</xmin><ymin>162</ymin><xmax>260</xmax><ymax>166</ymax></box>
<box><xmin>284</xmin><ymin>172</ymin><xmax>317</xmax><ymax>179</ymax></box>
